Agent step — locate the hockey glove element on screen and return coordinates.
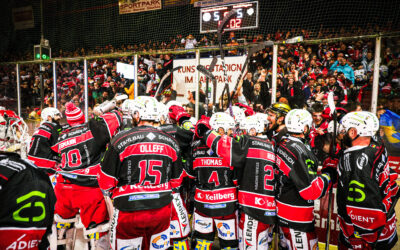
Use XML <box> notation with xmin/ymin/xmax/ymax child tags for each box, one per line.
<box><xmin>321</xmin><ymin>157</ymin><xmax>338</xmax><ymax>184</ymax></box>
<box><xmin>195</xmin><ymin>116</ymin><xmax>211</xmax><ymax>139</ymax></box>
<box><xmin>235</xmin><ymin>103</ymin><xmax>255</xmax><ymax>116</ymax></box>
<box><xmin>169</xmin><ymin>106</ymin><xmax>191</xmax><ymax>125</ymax></box>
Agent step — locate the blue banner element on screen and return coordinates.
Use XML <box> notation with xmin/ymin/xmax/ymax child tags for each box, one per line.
<box><xmin>380</xmin><ymin>110</ymin><xmax>400</xmax><ymax>152</ymax></box>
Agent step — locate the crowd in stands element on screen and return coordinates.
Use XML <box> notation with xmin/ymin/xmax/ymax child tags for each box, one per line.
<box><xmin>0</xmin><ymin>27</ymin><xmax>399</xmax><ymax>125</ymax></box>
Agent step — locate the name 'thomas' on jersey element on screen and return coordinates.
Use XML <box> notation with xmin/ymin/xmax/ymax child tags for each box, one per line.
<box><xmin>51</xmin><ymin>111</ymin><xmax>122</xmax><ymax>186</ymax></box>
<box><xmin>337</xmin><ymin>141</ymin><xmax>399</xmax><ymax>247</ymax></box>
<box><xmin>203</xmin><ymin>131</ymin><xmax>277</xmax><ymax>225</ymax></box>
<box><xmin>99</xmin><ymin>125</ymin><xmax>184</xmax><ymax>212</ymax></box>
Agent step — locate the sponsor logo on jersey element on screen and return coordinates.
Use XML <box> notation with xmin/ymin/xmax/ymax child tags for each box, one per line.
<box><xmin>128</xmin><ymin>193</ymin><xmax>160</xmax><ymax>201</ymax></box>
<box><xmin>6</xmin><ymin>234</ymin><xmax>41</xmax><ymax>249</ymax></box>
<box><xmin>151</xmin><ymin>234</ymin><xmax>169</xmax><ymax>249</ymax></box>
<box><xmin>61</xmin><ymin>173</ymin><xmax>77</xmax><ymax>179</ymax></box>
<box><xmin>277</xmin><ymin>148</ymin><xmax>294</xmax><ymax>164</ymax></box>
<box><xmin>347</xmin><ymin>180</ymin><xmax>366</xmax><ymax>202</ymax></box>
<box><xmin>294</xmin><ymin>231</ymin><xmax>305</xmax><ymax>249</ymax></box>
<box><xmin>245</xmin><ymin>217</ymin><xmax>254</xmax><ymax>248</ymax></box>
<box><xmin>173</xmin><ymin>195</ymin><xmax>188</xmax><ymax>226</ymax></box>
<box><xmin>217</xmin><ymin>222</ymin><xmax>234</xmax><ymax>238</ymax></box>
<box><xmin>170</xmin><ymin>224</ymin><xmax>180</xmax><ymax>236</ymax></box>
<box><xmin>264</xmin><ymin>211</ymin><xmax>276</xmax><ymax>216</ymax></box>
<box><xmin>197</xmin><ymin>192</ymin><xmax>235</xmax><ymax>201</ymax></box>
<box><xmin>348</xmin><ymin>211</ymin><xmax>376</xmax><ymax>224</ymax></box>
<box><xmin>356</xmin><ymin>153</ymin><xmax>369</xmax><ymax>170</ymax></box>
<box><xmin>204</xmin><ymin>204</ymin><xmax>227</xmax><ymax>209</ymax></box>
<box><xmin>146</xmin><ymin>132</ymin><xmax>156</xmax><ymax>141</ymax></box>
<box><xmin>195</xmin><ymin>220</ymin><xmax>212</xmax><ymax>229</ymax></box>
<box><xmin>258</xmin><ymin>235</ymin><xmax>268</xmax><ymax>246</ymax></box>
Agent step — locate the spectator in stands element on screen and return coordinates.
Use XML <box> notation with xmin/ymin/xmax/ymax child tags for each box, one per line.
<box><xmin>242</xmin><ymin>72</ymin><xmax>254</xmax><ymax>103</ymax></box>
<box><xmin>330</xmin><ymin>54</ymin><xmax>355</xmax><ymax>83</ymax></box>
<box><xmin>325</xmin><ymin>75</ymin><xmax>345</xmax><ymax>104</ymax></box>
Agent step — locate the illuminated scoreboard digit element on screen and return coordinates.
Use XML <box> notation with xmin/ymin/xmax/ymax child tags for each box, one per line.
<box><xmin>200</xmin><ymin>1</ymin><xmax>259</xmax><ymax>33</ymax></box>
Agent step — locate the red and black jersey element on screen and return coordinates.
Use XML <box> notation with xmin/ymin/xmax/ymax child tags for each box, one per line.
<box><xmin>158</xmin><ymin>123</ymin><xmax>194</xmax><ymax>160</ymax></box>
<box><xmin>337</xmin><ymin>141</ymin><xmax>399</xmax><ymax>246</ymax></box>
<box><xmin>187</xmin><ymin>136</ymin><xmax>238</xmax><ymax>217</ymax></box>
<box><xmin>99</xmin><ymin>125</ymin><xmax>184</xmax><ymax>212</ymax></box>
<box><xmin>0</xmin><ymin>152</ymin><xmax>56</xmax><ymax>249</ymax></box>
<box><xmin>203</xmin><ymin>131</ymin><xmax>276</xmax><ymax>225</ymax></box>
<box><xmin>28</xmin><ymin>122</ymin><xmax>63</xmax><ymax>175</ymax></box>
<box><xmin>52</xmin><ymin>110</ymin><xmax>122</xmax><ymax>187</ymax></box>
<box><xmin>275</xmin><ymin>136</ymin><xmax>330</xmax><ymax>232</ymax></box>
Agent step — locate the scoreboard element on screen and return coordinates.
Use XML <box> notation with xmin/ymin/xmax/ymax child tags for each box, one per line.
<box><xmin>200</xmin><ymin>1</ymin><xmax>259</xmax><ymax>33</ymax></box>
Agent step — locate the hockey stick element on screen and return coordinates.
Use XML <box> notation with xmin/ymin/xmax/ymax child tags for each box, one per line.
<box><xmin>230</xmin><ymin>41</ymin><xmax>273</xmax><ymax>102</ymax></box>
<box><xmin>154</xmin><ymin>66</ymin><xmax>183</xmax><ymax>100</ymax></box>
<box><xmin>217</xmin><ymin>10</ymin><xmax>236</xmax><ymax>116</ymax></box>
<box><xmin>206</xmin><ymin>56</ymin><xmax>218</xmax><ymax>115</ymax></box>
<box><xmin>197</xmin><ymin>64</ymin><xmax>217</xmax><ymax>116</ymax></box>
<box><xmin>325</xmin><ymin>91</ymin><xmax>337</xmax><ymax>250</ymax></box>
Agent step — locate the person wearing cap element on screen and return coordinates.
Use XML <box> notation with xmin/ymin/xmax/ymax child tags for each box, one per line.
<box><xmin>336</xmin><ymin>111</ymin><xmax>399</xmax><ymax>249</ymax></box>
<box><xmin>51</xmin><ymin>101</ymin><xmax>123</xmax><ymax>247</ymax></box>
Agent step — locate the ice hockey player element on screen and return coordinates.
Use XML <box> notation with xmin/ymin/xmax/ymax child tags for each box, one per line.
<box><xmin>196</xmin><ymin>113</ymin><xmax>276</xmax><ymax>249</ymax></box>
<box><xmin>98</xmin><ymin>96</ymin><xmax>184</xmax><ymax>250</ymax></box>
<box><xmin>51</xmin><ymin>101</ymin><xmax>122</xmax><ymax>246</ymax></box>
<box><xmin>28</xmin><ymin>107</ymin><xmax>63</xmax><ymax>175</ymax></box>
<box><xmin>187</xmin><ymin>112</ymin><xmax>238</xmax><ymax>250</ymax></box>
<box><xmin>275</xmin><ymin>109</ymin><xmax>336</xmax><ymax>249</ymax></box>
<box><xmin>0</xmin><ymin>151</ymin><xmax>56</xmax><ymax>249</ymax></box>
<box><xmin>265</xmin><ymin>103</ymin><xmax>291</xmax><ymax>146</ymax></box>
<box><xmin>159</xmin><ymin>101</ymin><xmax>193</xmax><ymax>250</ymax></box>
<box><xmin>337</xmin><ymin>111</ymin><xmax>399</xmax><ymax>249</ymax></box>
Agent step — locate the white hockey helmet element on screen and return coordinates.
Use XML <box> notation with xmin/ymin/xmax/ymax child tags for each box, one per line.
<box><xmin>210</xmin><ymin>112</ymin><xmax>235</xmax><ymax>133</ymax></box>
<box><xmin>327</xmin><ymin>120</ymin><xmax>345</xmax><ymax>135</ymax></box>
<box><xmin>240</xmin><ymin>115</ymin><xmax>264</xmax><ymax>134</ymax></box>
<box><xmin>253</xmin><ymin>113</ymin><xmax>269</xmax><ymax>125</ymax></box>
<box><xmin>133</xmin><ymin>96</ymin><xmax>161</xmax><ymax>121</ymax></box>
<box><xmin>41</xmin><ymin>107</ymin><xmax>61</xmax><ymax>123</ymax></box>
<box><xmin>285</xmin><ymin>109</ymin><xmax>313</xmax><ymax>133</ymax></box>
<box><xmin>121</xmin><ymin>99</ymin><xmax>136</xmax><ymax>118</ymax></box>
<box><xmin>340</xmin><ymin>111</ymin><xmax>379</xmax><ymax>137</ymax></box>
<box><xmin>157</xmin><ymin>102</ymin><xmax>169</xmax><ymax>123</ymax></box>
<box><xmin>225</xmin><ymin>106</ymin><xmax>245</xmax><ymax>124</ymax></box>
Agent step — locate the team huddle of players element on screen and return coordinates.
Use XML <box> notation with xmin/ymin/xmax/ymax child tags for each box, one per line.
<box><xmin>0</xmin><ymin>95</ymin><xmax>398</xmax><ymax>250</ymax></box>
